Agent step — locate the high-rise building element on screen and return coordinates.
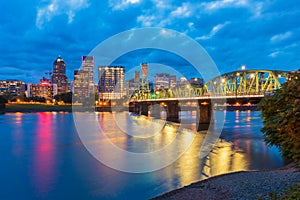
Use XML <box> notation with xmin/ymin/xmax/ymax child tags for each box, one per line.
<box><xmin>73</xmin><ymin>70</ymin><xmax>89</xmax><ymax>102</ymax></box>
<box><xmin>169</xmin><ymin>75</ymin><xmax>177</xmax><ymax>88</ymax></box>
<box><xmin>98</xmin><ymin>66</ymin><xmax>125</xmax><ymax>99</ymax></box>
<box><xmin>155</xmin><ymin>73</ymin><xmax>170</xmax><ymax>90</ymax></box>
<box><xmin>0</xmin><ymin>80</ymin><xmax>26</xmax><ymax>96</ymax></box>
<box><xmin>141</xmin><ymin>63</ymin><xmax>148</xmax><ymax>77</ymax></box>
<box><xmin>82</xmin><ymin>56</ymin><xmax>94</xmax><ymax>95</ymax></box>
<box><xmin>134</xmin><ymin>71</ymin><xmax>140</xmax><ymax>83</ymax></box>
<box><xmin>51</xmin><ymin>56</ymin><xmax>68</xmax><ymax>95</ymax></box>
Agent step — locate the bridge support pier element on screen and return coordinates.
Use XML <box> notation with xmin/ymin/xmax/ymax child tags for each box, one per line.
<box><xmin>141</xmin><ymin>102</ymin><xmax>148</xmax><ymax>116</ymax></box>
<box><xmin>197</xmin><ymin>101</ymin><xmax>213</xmax><ymax>131</ymax></box>
<box><xmin>149</xmin><ymin>104</ymin><xmax>161</xmax><ymax>118</ymax></box>
<box><xmin>134</xmin><ymin>103</ymin><xmax>140</xmax><ymax>114</ymax></box>
<box><xmin>166</xmin><ymin>101</ymin><xmax>180</xmax><ymax>123</ymax></box>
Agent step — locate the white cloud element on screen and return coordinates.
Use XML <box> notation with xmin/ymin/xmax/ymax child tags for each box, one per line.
<box><xmin>270</xmin><ymin>31</ymin><xmax>292</xmax><ymax>42</ymax></box>
<box><xmin>137</xmin><ymin>14</ymin><xmax>156</xmax><ymax>26</ymax></box>
<box><xmin>109</xmin><ymin>0</ymin><xmax>141</xmax><ymax>10</ymax></box>
<box><xmin>269</xmin><ymin>51</ymin><xmax>281</xmax><ymax>58</ymax></box>
<box><xmin>36</xmin><ymin>0</ymin><xmax>90</xmax><ymax>28</ymax></box>
<box><xmin>196</xmin><ymin>21</ymin><xmax>230</xmax><ymax>40</ymax></box>
<box><xmin>171</xmin><ymin>3</ymin><xmax>192</xmax><ymax>18</ymax></box>
<box><xmin>201</xmin><ymin>0</ymin><xmax>248</xmax><ymax>11</ymax></box>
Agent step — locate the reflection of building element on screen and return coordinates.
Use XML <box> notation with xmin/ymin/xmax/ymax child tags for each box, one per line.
<box><xmin>0</xmin><ymin>80</ymin><xmax>26</xmax><ymax>96</ymax></box>
<box><xmin>28</xmin><ymin>77</ymin><xmax>57</xmax><ymax>99</ymax></box>
<box><xmin>98</xmin><ymin>66</ymin><xmax>125</xmax><ymax>99</ymax></box>
<box><xmin>51</xmin><ymin>56</ymin><xmax>68</xmax><ymax>95</ymax></box>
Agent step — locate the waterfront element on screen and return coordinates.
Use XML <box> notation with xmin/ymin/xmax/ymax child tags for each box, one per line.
<box><xmin>0</xmin><ymin>111</ymin><xmax>283</xmax><ymax>199</ymax></box>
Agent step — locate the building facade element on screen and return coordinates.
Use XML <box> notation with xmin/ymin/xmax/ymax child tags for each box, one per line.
<box><xmin>98</xmin><ymin>66</ymin><xmax>125</xmax><ymax>99</ymax></box>
<box><xmin>82</xmin><ymin>56</ymin><xmax>94</xmax><ymax>95</ymax></box>
<box><xmin>0</xmin><ymin>80</ymin><xmax>26</xmax><ymax>96</ymax></box>
<box><xmin>51</xmin><ymin>56</ymin><xmax>68</xmax><ymax>95</ymax></box>
<box><xmin>28</xmin><ymin>77</ymin><xmax>57</xmax><ymax>99</ymax></box>
<box><xmin>155</xmin><ymin>73</ymin><xmax>170</xmax><ymax>90</ymax></box>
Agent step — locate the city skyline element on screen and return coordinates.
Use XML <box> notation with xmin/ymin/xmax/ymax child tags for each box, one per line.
<box><xmin>1</xmin><ymin>0</ymin><xmax>300</xmax><ymax>83</ymax></box>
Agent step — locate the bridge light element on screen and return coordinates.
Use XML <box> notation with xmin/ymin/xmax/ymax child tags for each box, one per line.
<box><xmin>201</xmin><ymin>102</ymin><xmax>209</xmax><ymax>105</ymax></box>
<box><xmin>241</xmin><ymin>65</ymin><xmax>246</xmax><ymax>70</ymax></box>
<box><xmin>236</xmin><ymin>72</ymin><xmax>240</xmax><ymax>76</ymax></box>
<box><xmin>151</xmin><ymin>93</ymin><xmax>156</xmax><ymax>98</ymax></box>
<box><xmin>213</xmin><ymin>81</ymin><xmax>217</xmax><ymax>85</ymax></box>
<box><xmin>221</xmin><ymin>78</ymin><xmax>225</xmax><ymax>83</ymax></box>
<box><xmin>250</xmin><ymin>73</ymin><xmax>255</xmax><ymax>78</ymax></box>
<box><xmin>278</xmin><ymin>74</ymin><xmax>282</xmax><ymax>78</ymax></box>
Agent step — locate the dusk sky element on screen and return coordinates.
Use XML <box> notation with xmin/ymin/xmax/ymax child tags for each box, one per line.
<box><xmin>1</xmin><ymin>0</ymin><xmax>300</xmax><ymax>83</ymax></box>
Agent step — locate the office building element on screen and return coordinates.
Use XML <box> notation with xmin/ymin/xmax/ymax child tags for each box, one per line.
<box><xmin>0</xmin><ymin>80</ymin><xmax>26</xmax><ymax>96</ymax></box>
<box><xmin>51</xmin><ymin>56</ymin><xmax>68</xmax><ymax>95</ymax></box>
<box><xmin>98</xmin><ymin>66</ymin><xmax>125</xmax><ymax>99</ymax></box>
<box><xmin>154</xmin><ymin>73</ymin><xmax>170</xmax><ymax>90</ymax></box>
<box><xmin>82</xmin><ymin>56</ymin><xmax>94</xmax><ymax>95</ymax></box>
<box><xmin>28</xmin><ymin>77</ymin><xmax>57</xmax><ymax>99</ymax></box>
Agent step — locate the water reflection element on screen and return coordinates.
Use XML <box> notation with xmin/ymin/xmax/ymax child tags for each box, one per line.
<box><xmin>0</xmin><ymin>111</ymin><xmax>284</xmax><ymax>200</ymax></box>
<box><xmin>32</xmin><ymin>112</ymin><xmax>56</xmax><ymax>196</ymax></box>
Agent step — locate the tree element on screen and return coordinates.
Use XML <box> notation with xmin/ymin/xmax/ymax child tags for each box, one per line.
<box><xmin>259</xmin><ymin>73</ymin><xmax>300</xmax><ymax>164</ymax></box>
<box><xmin>54</xmin><ymin>92</ymin><xmax>72</xmax><ymax>104</ymax></box>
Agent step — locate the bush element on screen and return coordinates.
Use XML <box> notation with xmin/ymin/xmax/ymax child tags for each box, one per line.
<box><xmin>259</xmin><ymin>74</ymin><xmax>300</xmax><ymax>164</ymax></box>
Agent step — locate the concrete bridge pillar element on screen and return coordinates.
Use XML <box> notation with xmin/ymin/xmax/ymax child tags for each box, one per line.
<box><xmin>149</xmin><ymin>104</ymin><xmax>161</xmax><ymax>118</ymax></box>
<box><xmin>166</xmin><ymin>101</ymin><xmax>180</xmax><ymax>123</ymax></box>
<box><xmin>197</xmin><ymin>101</ymin><xmax>213</xmax><ymax>131</ymax></box>
<box><xmin>141</xmin><ymin>102</ymin><xmax>149</xmax><ymax>116</ymax></box>
<box><xmin>134</xmin><ymin>103</ymin><xmax>140</xmax><ymax>114</ymax></box>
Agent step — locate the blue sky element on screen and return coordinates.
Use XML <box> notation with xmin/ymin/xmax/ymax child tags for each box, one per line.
<box><xmin>0</xmin><ymin>0</ymin><xmax>299</xmax><ymax>83</ymax></box>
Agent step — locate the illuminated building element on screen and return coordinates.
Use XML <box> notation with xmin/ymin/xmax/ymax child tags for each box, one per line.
<box><xmin>51</xmin><ymin>56</ymin><xmax>68</xmax><ymax>95</ymax></box>
<box><xmin>73</xmin><ymin>70</ymin><xmax>89</xmax><ymax>102</ymax></box>
<box><xmin>154</xmin><ymin>73</ymin><xmax>170</xmax><ymax>90</ymax></box>
<box><xmin>0</xmin><ymin>80</ymin><xmax>26</xmax><ymax>96</ymax></box>
<box><xmin>98</xmin><ymin>66</ymin><xmax>125</xmax><ymax>99</ymax></box>
<box><xmin>82</xmin><ymin>56</ymin><xmax>94</xmax><ymax>95</ymax></box>
<box><xmin>28</xmin><ymin>77</ymin><xmax>57</xmax><ymax>99</ymax></box>
<box><xmin>189</xmin><ymin>78</ymin><xmax>204</xmax><ymax>87</ymax></box>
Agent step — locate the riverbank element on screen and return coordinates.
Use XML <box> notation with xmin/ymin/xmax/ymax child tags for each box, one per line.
<box><xmin>4</xmin><ymin>104</ymin><xmax>73</xmax><ymax>112</ymax></box>
<box><xmin>152</xmin><ymin>165</ymin><xmax>300</xmax><ymax>200</ymax></box>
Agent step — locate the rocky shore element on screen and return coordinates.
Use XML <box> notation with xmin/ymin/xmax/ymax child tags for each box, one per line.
<box><xmin>152</xmin><ymin>166</ymin><xmax>300</xmax><ymax>200</ymax></box>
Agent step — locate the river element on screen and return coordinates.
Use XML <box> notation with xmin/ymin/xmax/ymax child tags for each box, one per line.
<box><xmin>0</xmin><ymin>111</ymin><xmax>283</xmax><ymax>199</ymax></box>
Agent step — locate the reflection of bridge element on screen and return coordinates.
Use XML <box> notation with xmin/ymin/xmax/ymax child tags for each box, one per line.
<box><xmin>129</xmin><ymin>70</ymin><xmax>289</xmax><ymax>131</ymax></box>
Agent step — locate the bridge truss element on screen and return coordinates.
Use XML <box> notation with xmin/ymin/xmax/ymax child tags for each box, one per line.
<box><xmin>131</xmin><ymin>70</ymin><xmax>289</xmax><ymax>100</ymax></box>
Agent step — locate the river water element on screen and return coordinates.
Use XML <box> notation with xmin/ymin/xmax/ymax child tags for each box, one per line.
<box><xmin>0</xmin><ymin>111</ymin><xmax>283</xmax><ymax>199</ymax></box>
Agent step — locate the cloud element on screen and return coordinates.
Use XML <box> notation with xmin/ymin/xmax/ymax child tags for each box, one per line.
<box><xmin>196</xmin><ymin>21</ymin><xmax>230</xmax><ymax>40</ymax></box>
<box><xmin>200</xmin><ymin>0</ymin><xmax>248</xmax><ymax>11</ymax></box>
<box><xmin>36</xmin><ymin>0</ymin><xmax>90</xmax><ymax>28</ymax></box>
<box><xmin>109</xmin><ymin>0</ymin><xmax>141</xmax><ymax>10</ymax></box>
<box><xmin>270</xmin><ymin>31</ymin><xmax>293</xmax><ymax>42</ymax></box>
<box><xmin>171</xmin><ymin>3</ymin><xmax>192</xmax><ymax>18</ymax></box>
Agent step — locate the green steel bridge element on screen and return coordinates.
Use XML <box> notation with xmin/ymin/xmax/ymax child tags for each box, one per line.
<box><xmin>131</xmin><ymin>70</ymin><xmax>290</xmax><ymax>101</ymax></box>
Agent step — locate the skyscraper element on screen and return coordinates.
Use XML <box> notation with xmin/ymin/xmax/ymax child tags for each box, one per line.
<box><xmin>98</xmin><ymin>66</ymin><xmax>125</xmax><ymax>99</ymax></box>
<box><xmin>82</xmin><ymin>56</ymin><xmax>94</xmax><ymax>95</ymax></box>
<box><xmin>51</xmin><ymin>56</ymin><xmax>68</xmax><ymax>95</ymax></box>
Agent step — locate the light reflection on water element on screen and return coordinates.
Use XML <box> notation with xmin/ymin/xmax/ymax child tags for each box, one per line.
<box><xmin>0</xmin><ymin>111</ymin><xmax>283</xmax><ymax>200</ymax></box>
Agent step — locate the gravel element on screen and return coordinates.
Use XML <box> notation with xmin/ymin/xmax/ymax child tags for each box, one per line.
<box><xmin>152</xmin><ymin>167</ymin><xmax>300</xmax><ymax>200</ymax></box>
